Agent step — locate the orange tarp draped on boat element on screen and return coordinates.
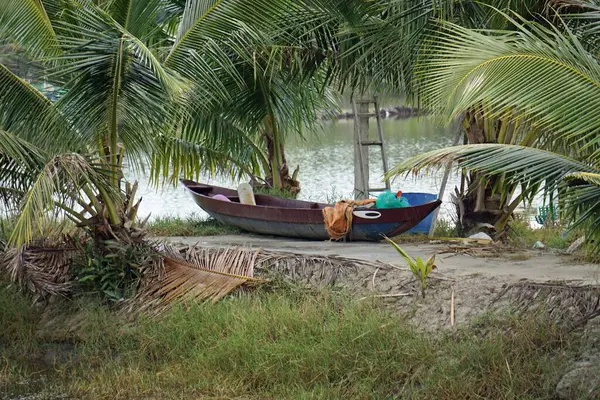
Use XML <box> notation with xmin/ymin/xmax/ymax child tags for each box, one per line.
<box><xmin>322</xmin><ymin>199</ymin><xmax>376</xmax><ymax>240</ymax></box>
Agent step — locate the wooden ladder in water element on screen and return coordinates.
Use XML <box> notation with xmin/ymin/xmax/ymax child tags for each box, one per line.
<box><xmin>352</xmin><ymin>94</ymin><xmax>391</xmax><ymax>200</ymax></box>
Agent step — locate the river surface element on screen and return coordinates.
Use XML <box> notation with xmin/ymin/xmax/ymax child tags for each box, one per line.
<box><xmin>130</xmin><ymin>117</ymin><xmax>469</xmax><ymax>221</ymax></box>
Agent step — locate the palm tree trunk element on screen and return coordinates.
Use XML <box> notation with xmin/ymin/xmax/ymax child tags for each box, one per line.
<box><xmin>263</xmin><ymin>115</ymin><xmax>300</xmax><ymax>195</ymax></box>
<box><xmin>265</xmin><ymin>115</ymin><xmax>283</xmax><ymax>189</ymax></box>
<box><xmin>456</xmin><ymin>107</ymin><xmax>515</xmax><ymax>233</ymax></box>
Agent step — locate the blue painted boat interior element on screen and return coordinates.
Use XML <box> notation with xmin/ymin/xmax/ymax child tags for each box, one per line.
<box><xmin>400</xmin><ymin>192</ymin><xmax>439</xmax><ymax>233</ymax></box>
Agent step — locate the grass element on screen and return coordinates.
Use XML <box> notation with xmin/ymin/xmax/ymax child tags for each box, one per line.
<box><xmin>392</xmin><ymin>216</ymin><xmax>583</xmax><ymax>252</ymax></box>
<box><xmin>254</xmin><ymin>186</ymin><xmax>298</xmax><ymax>199</ymax></box>
<box><xmin>0</xmin><ymin>214</ymin><xmax>241</xmax><ymax>240</ymax></box>
<box><xmin>432</xmin><ymin>218</ymin><xmax>459</xmax><ymax>237</ymax></box>
<box><xmin>507</xmin><ymin>216</ymin><xmax>582</xmax><ymax>250</ymax></box>
<box><xmin>1</xmin><ymin>284</ymin><xmax>586</xmax><ymax>400</ymax></box>
<box><xmin>146</xmin><ymin>214</ymin><xmax>242</xmax><ymax>237</ymax></box>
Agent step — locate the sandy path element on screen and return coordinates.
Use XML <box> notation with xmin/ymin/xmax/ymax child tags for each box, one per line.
<box><xmin>164</xmin><ymin>235</ymin><xmax>600</xmax><ymax>284</ymax></box>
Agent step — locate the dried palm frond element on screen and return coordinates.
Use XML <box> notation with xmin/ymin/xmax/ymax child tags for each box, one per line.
<box><xmin>2</xmin><ymin>241</ymin><xmax>76</xmax><ymax>298</ymax></box>
<box><xmin>491</xmin><ymin>282</ymin><xmax>600</xmax><ymax>327</ymax></box>
<box><xmin>165</xmin><ymin>244</ymin><xmax>398</xmax><ymax>290</ymax></box>
<box><xmin>133</xmin><ymin>246</ymin><xmax>265</xmax><ymax>314</ymax></box>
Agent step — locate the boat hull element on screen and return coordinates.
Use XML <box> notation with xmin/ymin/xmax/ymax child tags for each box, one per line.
<box><xmin>181</xmin><ymin>179</ymin><xmax>441</xmax><ymax>241</ymax></box>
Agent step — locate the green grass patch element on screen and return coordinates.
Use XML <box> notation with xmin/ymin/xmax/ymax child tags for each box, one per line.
<box><xmin>1</xmin><ymin>285</ymin><xmax>584</xmax><ymax>399</ymax></box>
<box><xmin>432</xmin><ymin>218</ymin><xmax>459</xmax><ymax>237</ymax></box>
<box><xmin>147</xmin><ymin>214</ymin><xmax>241</xmax><ymax>237</ymax></box>
<box><xmin>391</xmin><ymin>216</ymin><xmax>583</xmax><ymax>252</ymax></box>
<box><xmin>254</xmin><ymin>186</ymin><xmax>298</xmax><ymax>199</ymax></box>
<box><xmin>507</xmin><ymin>216</ymin><xmax>582</xmax><ymax>250</ymax></box>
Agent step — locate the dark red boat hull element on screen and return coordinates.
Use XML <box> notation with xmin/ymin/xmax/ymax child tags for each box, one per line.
<box><xmin>180</xmin><ymin>179</ymin><xmax>441</xmax><ymax>241</ymax></box>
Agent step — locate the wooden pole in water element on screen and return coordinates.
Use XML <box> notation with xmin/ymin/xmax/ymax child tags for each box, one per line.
<box><xmin>428</xmin><ymin>118</ymin><xmax>464</xmax><ymax>237</ymax></box>
<box><xmin>353</xmin><ymin>94</ymin><xmax>370</xmax><ymax>200</ymax></box>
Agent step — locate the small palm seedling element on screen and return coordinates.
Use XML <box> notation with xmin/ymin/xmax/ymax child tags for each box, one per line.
<box><xmin>384</xmin><ymin>237</ymin><xmax>436</xmax><ymax>298</ymax></box>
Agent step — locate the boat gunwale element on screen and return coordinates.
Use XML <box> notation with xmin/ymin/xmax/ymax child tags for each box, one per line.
<box><xmin>180</xmin><ymin>179</ymin><xmax>442</xmax><ymax>223</ymax></box>
<box><xmin>180</xmin><ymin>179</ymin><xmax>441</xmax><ymax>213</ymax></box>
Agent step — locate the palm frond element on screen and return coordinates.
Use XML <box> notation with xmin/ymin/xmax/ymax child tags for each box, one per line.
<box><xmin>561</xmin><ymin>176</ymin><xmax>600</xmax><ymax>252</ymax></box>
<box><xmin>387</xmin><ymin>144</ymin><xmax>596</xmax><ymax>189</ymax></box>
<box><xmin>152</xmin><ymin>133</ymin><xmax>265</xmax><ymax>185</ymax></box>
<box><xmin>134</xmin><ymin>246</ymin><xmax>264</xmax><ymax>314</ymax></box>
<box><xmin>0</xmin><ymin>0</ymin><xmax>59</xmax><ymax>59</ymax></box>
<box><xmin>0</xmin><ymin>130</ymin><xmax>47</xmax><ymax>172</ymax></box>
<box><xmin>551</xmin><ymin>0</ymin><xmax>600</xmax><ymax>47</ymax></box>
<box><xmin>0</xmin><ymin>64</ymin><xmax>74</xmax><ymax>152</ymax></box>
<box><xmin>0</xmin><ymin>129</ymin><xmax>49</xmax><ymax>209</ymax></box>
<box><xmin>154</xmin><ymin>0</ymin><xmax>340</xmax><ymax>181</ymax></box>
<box><xmin>52</xmin><ymin>4</ymin><xmax>184</xmax><ymax>168</ymax></box>
<box><xmin>167</xmin><ymin>0</ymin><xmax>299</xmax><ymax>66</ymax></box>
<box><xmin>108</xmin><ymin>0</ymin><xmax>164</xmax><ymax>40</ymax></box>
<box><xmin>416</xmin><ymin>14</ymin><xmax>600</xmax><ymax>161</ymax></box>
<box><xmin>387</xmin><ymin>143</ymin><xmax>600</xmax><ymax>250</ymax></box>
<box><xmin>174</xmin><ymin>0</ymin><xmax>219</xmax><ymax>45</ymax></box>
<box><xmin>9</xmin><ymin>153</ymin><xmax>117</xmax><ymax>247</ymax></box>
<box><xmin>2</xmin><ymin>241</ymin><xmax>76</xmax><ymax>297</ymax></box>
<box><xmin>565</xmin><ymin>171</ymin><xmax>600</xmax><ymax>185</ymax></box>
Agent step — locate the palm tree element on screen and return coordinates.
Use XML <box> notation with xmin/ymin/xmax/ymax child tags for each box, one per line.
<box><xmin>387</xmin><ymin>6</ymin><xmax>600</xmax><ymax>251</ymax></box>
<box><xmin>0</xmin><ymin>0</ymin><xmax>347</xmax><ymax>299</ymax></box>
<box><xmin>0</xmin><ymin>0</ymin><xmax>341</xmax><ymax>247</ymax></box>
<box><xmin>304</xmin><ymin>0</ymin><xmax>563</xmax><ymax>232</ymax></box>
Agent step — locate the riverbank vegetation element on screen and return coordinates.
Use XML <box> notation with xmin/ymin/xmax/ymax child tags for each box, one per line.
<box><xmin>1</xmin><ymin>0</ymin><xmax>599</xmax><ymax>260</ymax></box>
<box><xmin>147</xmin><ymin>215</ymin><xmax>241</xmax><ymax>237</ymax></box>
<box><xmin>1</xmin><ymin>3</ymin><xmax>599</xmax><ymax>398</ymax></box>
<box><xmin>1</xmin><ymin>283</ymin><xmax>581</xmax><ymax>400</ymax></box>
<box><xmin>145</xmin><ymin>213</ymin><xmax>582</xmax><ymax>253</ymax></box>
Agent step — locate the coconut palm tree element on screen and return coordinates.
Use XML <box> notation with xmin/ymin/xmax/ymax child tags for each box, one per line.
<box><xmin>387</xmin><ymin>5</ymin><xmax>600</xmax><ymax>251</ymax></box>
<box><xmin>0</xmin><ymin>0</ymin><xmax>348</xmax><ymax>300</ymax></box>
<box><xmin>0</xmin><ymin>0</ymin><xmax>342</xmax><ymax>247</ymax></box>
<box><xmin>6</xmin><ymin>0</ymin><xmax>594</xmax><ymax>250</ymax></box>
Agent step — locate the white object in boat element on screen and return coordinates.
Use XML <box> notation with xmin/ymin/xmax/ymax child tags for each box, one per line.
<box><xmin>238</xmin><ymin>183</ymin><xmax>256</xmax><ymax>205</ymax></box>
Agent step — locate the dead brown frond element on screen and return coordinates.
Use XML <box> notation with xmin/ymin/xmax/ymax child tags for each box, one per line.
<box><xmin>491</xmin><ymin>282</ymin><xmax>600</xmax><ymax>327</ymax></box>
<box><xmin>164</xmin><ymin>244</ymin><xmax>399</xmax><ymax>291</ymax></box>
<box><xmin>2</xmin><ymin>241</ymin><xmax>76</xmax><ymax>298</ymax></box>
<box><xmin>132</xmin><ymin>246</ymin><xmax>265</xmax><ymax>314</ymax></box>
<box><xmin>437</xmin><ymin>242</ymin><xmax>510</xmax><ymax>258</ymax></box>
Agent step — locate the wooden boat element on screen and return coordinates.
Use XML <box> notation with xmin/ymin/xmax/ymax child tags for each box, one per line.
<box><xmin>180</xmin><ymin>179</ymin><xmax>442</xmax><ymax>241</ymax></box>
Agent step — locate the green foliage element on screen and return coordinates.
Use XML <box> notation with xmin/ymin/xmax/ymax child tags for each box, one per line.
<box><xmin>253</xmin><ymin>186</ymin><xmax>298</xmax><ymax>199</ymax></box>
<box><xmin>535</xmin><ymin>204</ymin><xmax>559</xmax><ymax>226</ymax></box>
<box><xmin>433</xmin><ymin>218</ymin><xmax>458</xmax><ymax>237</ymax></box>
<box><xmin>0</xmin><ymin>284</ymin><xmax>39</xmax><ymax>343</ymax></box>
<box><xmin>506</xmin><ymin>216</ymin><xmax>582</xmax><ymax>251</ymax></box>
<box><xmin>386</xmin><ymin>7</ymin><xmax>600</xmax><ymax>256</ymax></box>
<box><xmin>72</xmin><ymin>239</ymin><xmax>159</xmax><ymax>301</ymax></box>
<box><xmin>389</xmin><ymin>144</ymin><xmax>600</xmax><ymax>254</ymax></box>
<box><xmin>324</xmin><ymin>186</ymin><xmax>351</xmax><ymax>204</ymax></box>
<box><xmin>1</xmin><ymin>286</ymin><xmax>581</xmax><ymax>399</ymax></box>
<box><xmin>0</xmin><ymin>0</ymin><xmax>338</xmax><ymax>245</ymax></box>
<box><xmin>384</xmin><ymin>236</ymin><xmax>436</xmax><ymax>298</ymax></box>
<box><xmin>146</xmin><ymin>215</ymin><xmax>241</xmax><ymax>237</ymax></box>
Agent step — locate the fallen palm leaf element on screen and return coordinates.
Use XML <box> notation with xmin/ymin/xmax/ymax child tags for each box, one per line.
<box><xmin>133</xmin><ymin>246</ymin><xmax>265</xmax><ymax>314</ymax></box>
<box><xmin>2</xmin><ymin>241</ymin><xmax>76</xmax><ymax>298</ymax></box>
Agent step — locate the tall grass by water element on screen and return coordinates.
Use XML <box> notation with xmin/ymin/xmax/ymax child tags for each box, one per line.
<box><xmin>1</xmin><ymin>284</ymin><xmax>580</xmax><ymax>399</ymax></box>
<box><xmin>146</xmin><ymin>215</ymin><xmax>241</xmax><ymax>237</ymax></box>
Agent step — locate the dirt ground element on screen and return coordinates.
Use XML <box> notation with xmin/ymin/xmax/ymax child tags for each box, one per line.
<box><xmin>167</xmin><ymin>234</ymin><xmax>600</xmax><ymax>284</ymax></box>
<box><xmin>164</xmin><ymin>235</ymin><xmax>600</xmax><ymax>329</ymax></box>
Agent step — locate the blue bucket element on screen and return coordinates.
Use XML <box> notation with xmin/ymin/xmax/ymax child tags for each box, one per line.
<box><xmin>401</xmin><ymin>192</ymin><xmax>439</xmax><ymax>233</ymax></box>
